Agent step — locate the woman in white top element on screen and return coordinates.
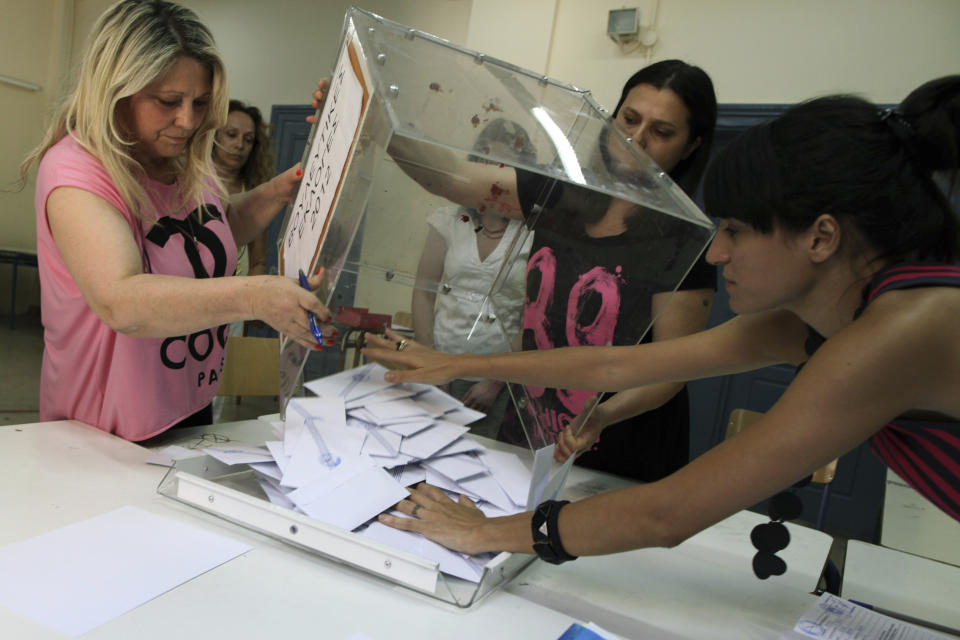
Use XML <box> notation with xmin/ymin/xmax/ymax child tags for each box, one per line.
<box><xmin>412</xmin><ymin>119</ymin><xmax>537</xmax><ymax>438</ymax></box>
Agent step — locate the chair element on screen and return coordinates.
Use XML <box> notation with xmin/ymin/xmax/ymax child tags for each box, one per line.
<box><xmin>216</xmin><ymin>335</ymin><xmax>280</xmax><ymax>397</ymax></box>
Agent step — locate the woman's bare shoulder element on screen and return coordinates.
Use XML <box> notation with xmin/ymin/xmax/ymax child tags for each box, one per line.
<box><xmin>862</xmin><ymin>285</ymin><xmax>960</xmax><ymax>335</ymax></box>
<box><xmin>836</xmin><ymin>286</ymin><xmax>960</xmax><ymax>416</ymax></box>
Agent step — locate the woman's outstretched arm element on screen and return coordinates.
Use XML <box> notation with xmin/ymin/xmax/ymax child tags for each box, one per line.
<box><xmin>364</xmin><ymin>309</ymin><xmax>808</xmax><ymax>392</ymax></box>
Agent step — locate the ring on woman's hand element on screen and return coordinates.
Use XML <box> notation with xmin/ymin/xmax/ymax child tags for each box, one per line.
<box><xmin>396</xmin><ymin>339</ymin><xmax>409</xmax><ymax>352</ymax></box>
<box><xmin>411</xmin><ymin>503</ymin><xmax>422</xmax><ymax>518</ymax></box>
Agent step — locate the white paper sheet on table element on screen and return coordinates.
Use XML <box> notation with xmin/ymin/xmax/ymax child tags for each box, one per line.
<box><xmin>304</xmin><ymin>363</ymin><xmax>392</xmax><ymax>402</ymax></box>
<box><xmin>350</xmin><ymin>407</ymin><xmax>433</xmax><ymax>427</ymax></box>
<box><xmin>524</xmin><ymin>444</ymin><xmax>576</xmax><ymax>510</ymax></box>
<box><xmin>257</xmin><ymin>477</ymin><xmax>299</xmax><ymax>511</ymax></box>
<box><xmin>0</xmin><ymin>506</ymin><xmax>251</xmax><ymax>637</ymax></box>
<box><xmin>479</xmin><ymin>449</ymin><xmax>534</xmax><ymax>507</ymax></box>
<box><xmin>382</xmin><ymin>418</ymin><xmax>436</xmax><ymax>437</ymax></box>
<box><xmin>282</xmin><ymin>404</ymin><xmax>367</xmax><ymax>488</ymax></box>
<box><xmin>425</xmin><ymin>467</ymin><xmax>482</xmax><ymax>500</ymax></box>
<box><xmin>284</xmin><ymin>396</ymin><xmax>349</xmax><ymax>455</ymax></box>
<box><xmin>400</xmin><ymin>421</ymin><xmax>470</xmax><ymax>459</ymax></box>
<box><xmin>145</xmin><ymin>444</ymin><xmax>205</xmax><ymax>466</ymax></box>
<box><xmin>265</xmin><ymin>440</ymin><xmax>291</xmax><ymax>475</ymax></box>
<box><xmin>360</xmin><ymin>518</ymin><xmax>484</xmax><ymax>583</ymax></box>
<box><xmin>413</xmin><ymin>387</ymin><xmax>467</xmax><ymax>416</ymax></box>
<box><xmin>363</xmin><ymin>399</ymin><xmax>431</xmax><ymax>422</ymax></box>
<box><xmin>527</xmin><ymin>444</ymin><xmax>557</xmax><ymax>509</ymax></box>
<box><xmin>389</xmin><ymin>463</ymin><xmax>428</xmax><ymax>487</ymax></box>
<box><xmin>361</xmin><ymin>426</ymin><xmax>403</xmax><ymax>458</ymax></box>
<box><xmin>202</xmin><ymin>445</ymin><xmax>274</xmax><ymax>466</ymax></box>
<box><xmin>344</xmin><ymin>382</ymin><xmax>421</xmax><ymax>409</ymax></box>
<box><xmin>288</xmin><ymin>464</ymin><xmax>410</xmax><ymax>531</ymax></box>
<box><xmin>284</xmin><ymin>437</ymin><xmax>372</xmax><ymax>491</ymax></box>
<box><xmin>422</xmin><ymin>452</ymin><xmax>486</xmax><ymax>482</ymax></box>
<box><xmin>190</xmin><ymin>366</ymin><xmax>543</xmax><ymax>583</ymax></box>
<box><xmin>249</xmin><ymin>459</ymin><xmax>283</xmax><ymax>482</ymax></box>
<box><xmin>441</xmin><ymin>405</ymin><xmax>486</xmax><ymax>426</ymax></box>
<box><xmin>433</xmin><ymin>436</ymin><xmax>486</xmax><ymax>457</ymax></box>
<box><xmin>369</xmin><ymin>450</ymin><xmax>417</xmax><ymax>468</ymax></box>
<box><xmin>542</xmin><ymin>452</ymin><xmax>576</xmax><ymax>503</ymax></box>
<box><xmin>459</xmin><ymin>468</ymin><xmax>516</xmax><ymax>512</ymax></box>
<box><xmin>791</xmin><ymin>593</ymin><xmax>948</xmax><ymax>640</ymax></box>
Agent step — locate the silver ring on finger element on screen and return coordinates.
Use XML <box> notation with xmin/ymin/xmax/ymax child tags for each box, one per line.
<box><xmin>396</xmin><ymin>339</ymin><xmax>409</xmax><ymax>352</ymax></box>
<box><xmin>411</xmin><ymin>503</ymin><xmax>422</xmax><ymax>518</ymax></box>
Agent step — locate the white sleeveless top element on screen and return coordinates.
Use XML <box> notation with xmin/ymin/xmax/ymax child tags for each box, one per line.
<box><xmin>428</xmin><ymin>206</ymin><xmax>532</xmax><ymax>355</ymax></box>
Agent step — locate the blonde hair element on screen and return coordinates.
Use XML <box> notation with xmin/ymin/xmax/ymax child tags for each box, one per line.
<box><xmin>19</xmin><ymin>0</ymin><xmax>228</xmax><ymax>220</ymax></box>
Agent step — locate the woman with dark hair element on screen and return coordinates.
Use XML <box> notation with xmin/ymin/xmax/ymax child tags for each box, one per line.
<box><xmin>899</xmin><ymin>75</ymin><xmax>960</xmax><ymax>211</ymax></box>
<box><xmin>412</xmin><ymin>119</ymin><xmax>538</xmax><ymax>439</ymax></box>
<box><xmin>611</xmin><ymin>60</ymin><xmax>717</xmax><ymax>193</ymax></box>
<box><xmin>545</xmin><ymin>60</ymin><xmax>718</xmax><ymax>482</ymax></box>
<box><xmin>364</xmin><ymin>76</ymin><xmax>960</xmax><ymax>561</ymax></box>
<box><xmin>212</xmin><ymin>99</ymin><xmax>275</xmax><ymax>277</ymax></box>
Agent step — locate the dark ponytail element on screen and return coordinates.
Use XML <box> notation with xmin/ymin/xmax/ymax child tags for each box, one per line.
<box><xmin>704</xmin><ymin>76</ymin><xmax>960</xmax><ymax>264</ymax></box>
<box><xmin>900</xmin><ymin>75</ymin><xmax>960</xmax><ymax>173</ymax></box>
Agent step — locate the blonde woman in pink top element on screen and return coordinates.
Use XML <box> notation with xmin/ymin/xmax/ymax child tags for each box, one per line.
<box><xmin>18</xmin><ymin>0</ymin><xmax>332</xmax><ymax>441</ymax></box>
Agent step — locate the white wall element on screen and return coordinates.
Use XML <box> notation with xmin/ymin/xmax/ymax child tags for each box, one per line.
<box><xmin>541</xmin><ymin>0</ymin><xmax>960</xmax><ymax>110</ymax></box>
<box><xmin>0</xmin><ymin>0</ymin><xmax>73</xmax><ymax>312</ymax></box>
<box><xmin>465</xmin><ymin>0</ymin><xmax>557</xmax><ymax>74</ymax></box>
<box><xmin>187</xmin><ymin>0</ymin><xmax>472</xmax><ymax>121</ymax></box>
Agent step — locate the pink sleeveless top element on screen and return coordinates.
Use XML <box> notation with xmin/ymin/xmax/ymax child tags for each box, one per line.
<box><xmin>35</xmin><ymin>136</ymin><xmax>237</xmax><ymax>440</ymax></box>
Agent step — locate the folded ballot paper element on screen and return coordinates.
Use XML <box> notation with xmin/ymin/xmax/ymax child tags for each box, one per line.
<box><xmin>200</xmin><ymin>363</ymin><xmax>533</xmax><ymax>582</ymax></box>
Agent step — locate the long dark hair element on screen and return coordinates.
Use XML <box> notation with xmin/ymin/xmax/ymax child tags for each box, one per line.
<box><xmin>614</xmin><ymin>60</ymin><xmax>717</xmax><ymax>195</ymax></box>
<box><xmin>703</xmin><ymin>76</ymin><xmax>960</xmax><ymax>264</ymax></box>
<box><xmin>217</xmin><ymin>99</ymin><xmax>275</xmax><ymax>189</ymax></box>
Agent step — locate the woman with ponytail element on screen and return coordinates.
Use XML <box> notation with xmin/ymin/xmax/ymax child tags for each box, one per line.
<box><xmin>362</xmin><ymin>76</ymin><xmax>960</xmax><ymax>562</ymax></box>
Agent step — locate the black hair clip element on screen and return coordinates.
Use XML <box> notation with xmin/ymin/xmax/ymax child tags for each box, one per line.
<box><xmin>750</xmin><ymin>476</ymin><xmax>809</xmax><ymax>579</ymax></box>
<box><xmin>877</xmin><ymin>108</ymin><xmax>917</xmax><ymax>155</ymax></box>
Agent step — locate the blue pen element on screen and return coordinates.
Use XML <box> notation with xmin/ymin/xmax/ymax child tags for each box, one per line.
<box><xmin>298</xmin><ymin>268</ymin><xmax>323</xmax><ymax>345</ymax></box>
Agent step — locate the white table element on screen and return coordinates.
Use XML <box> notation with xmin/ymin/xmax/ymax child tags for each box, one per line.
<box><xmin>881</xmin><ymin>468</ymin><xmax>960</xmax><ymax>567</ymax></box>
<box><xmin>511</xmin><ymin>473</ymin><xmax>832</xmax><ymax>640</ymax></box>
<box><xmin>0</xmin><ymin>420</ymin><xmax>576</xmax><ymax>640</ymax></box>
<box><xmin>842</xmin><ymin>540</ymin><xmax>960</xmax><ymax>635</ymax></box>
<box><xmin>1</xmin><ymin>419</ymin><xmax>834</xmax><ymax>639</ymax></box>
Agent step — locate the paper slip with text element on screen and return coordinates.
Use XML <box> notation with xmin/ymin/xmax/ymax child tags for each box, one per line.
<box><xmin>792</xmin><ymin>593</ymin><xmax>948</xmax><ymax>639</ymax></box>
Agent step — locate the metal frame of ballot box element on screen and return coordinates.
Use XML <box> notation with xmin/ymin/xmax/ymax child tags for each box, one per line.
<box><xmin>157</xmin><ymin>455</ymin><xmax>535</xmax><ymax>608</ymax></box>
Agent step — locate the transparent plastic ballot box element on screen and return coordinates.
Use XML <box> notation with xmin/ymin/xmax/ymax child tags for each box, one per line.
<box><xmin>160</xmin><ymin>4</ymin><xmax>715</xmax><ymax>609</ymax></box>
<box><xmin>156</xmin><ymin>440</ymin><xmax>536</xmax><ymax>608</ymax></box>
<box><xmin>274</xmin><ymin>6</ymin><xmax>715</xmax><ymax>449</ymax></box>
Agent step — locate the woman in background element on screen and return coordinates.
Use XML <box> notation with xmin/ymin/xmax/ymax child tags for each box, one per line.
<box><xmin>412</xmin><ymin>118</ymin><xmax>538</xmax><ymax>439</ymax></box>
<box><xmin>212</xmin><ymin>99</ymin><xmax>274</xmax><ymax>278</ymax></box>
<box><xmin>518</xmin><ymin>61</ymin><xmax>717</xmax><ymax>481</ymax></box>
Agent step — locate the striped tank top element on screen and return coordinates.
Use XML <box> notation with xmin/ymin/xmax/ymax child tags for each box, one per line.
<box><xmin>806</xmin><ymin>263</ymin><xmax>960</xmax><ymax>522</ymax></box>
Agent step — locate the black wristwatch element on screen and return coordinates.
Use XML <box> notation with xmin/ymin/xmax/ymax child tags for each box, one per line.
<box><xmin>531</xmin><ymin>499</ymin><xmax>577</xmax><ymax>565</ymax></box>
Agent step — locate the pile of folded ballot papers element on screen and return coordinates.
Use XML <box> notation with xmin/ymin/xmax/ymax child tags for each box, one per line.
<box><xmin>199</xmin><ymin>363</ymin><xmax>533</xmax><ymax>582</ymax></box>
